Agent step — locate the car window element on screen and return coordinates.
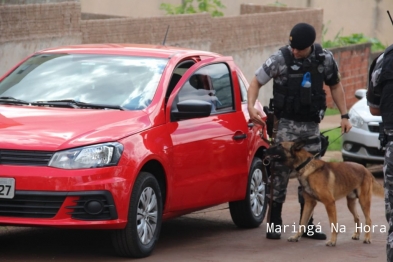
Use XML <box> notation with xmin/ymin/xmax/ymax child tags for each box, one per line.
<box><xmin>173</xmin><ymin>63</ymin><xmax>234</xmax><ymax>113</ymax></box>
<box><xmin>0</xmin><ymin>54</ymin><xmax>168</xmax><ymax>110</ymax></box>
<box><xmin>165</xmin><ymin>60</ymin><xmax>196</xmax><ymax>102</ymax></box>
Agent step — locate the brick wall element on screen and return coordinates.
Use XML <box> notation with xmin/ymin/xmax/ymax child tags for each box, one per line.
<box><xmin>81</xmin><ymin>13</ymin><xmax>125</xmax><ymax>20</ymax></box>
<box><xmin>240</xmin><ymin>4</ymin><xmax>302</xmax><ymax>14</ymax></box>
<box><xmin>0</xmin><ymin>2</ymin><xmax>81</xmax><ymax>42</ymax></box>
<box><xmin>325</xmin><ymin>43</ymin><xmax>371</xmax><ymax>109</ymax></box>
<box><xmin>211</xmin><ymin>8</ymin><xmax>323</xmax><ymax>54</ymax></box>
<box><xmin>80</xmin><ymin>13</ymin><xmax>212</xmax><ymax>49</ymax></box>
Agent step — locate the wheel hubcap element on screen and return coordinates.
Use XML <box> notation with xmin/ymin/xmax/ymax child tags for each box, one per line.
<box><xmin>137</xmin><ymin>187</ymin><xmax>158</xmax><ymax>244</ymax></box>
<box><xmin>250</xmin><ymin>168</ymin><xmax>265</xmax><ymax>216</ymax></box>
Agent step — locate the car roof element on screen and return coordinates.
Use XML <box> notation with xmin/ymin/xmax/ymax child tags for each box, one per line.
<box><xmin>38</xmin><ymin>44</ymin><xmax>222</xmax><ymax>59</ymax></box>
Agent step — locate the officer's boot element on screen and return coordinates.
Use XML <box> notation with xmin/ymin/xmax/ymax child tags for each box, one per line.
<box><xmin>300</xmin><ymin>203</ymin><xmax>327</xmax><ymax>240</ymax></box>
<box><xmin>266</xmin><ymin>201</ymin><xmax>283</xmax><ymax>239</ymax></box>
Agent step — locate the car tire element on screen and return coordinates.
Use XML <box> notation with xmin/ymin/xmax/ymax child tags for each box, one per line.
<box><xmin>111</xmin><ymin>172</ymin><xmax>162</xmax><ymax>258</ymax></box>
<box><xmin>229</xmin><ymin>157</ymin><xmax>267</xmax><ymax>228</ymax></box>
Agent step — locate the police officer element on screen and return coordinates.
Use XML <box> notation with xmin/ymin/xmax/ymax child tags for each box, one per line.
<box><xmin>247</xmin><ymin>23</ymin><xmax>352</xmax><ymax>239</ymax></box>
<box><xmin>367</xmin><ymin>43</ymin><xmax>393</xmax><ymax>262</ymax></box>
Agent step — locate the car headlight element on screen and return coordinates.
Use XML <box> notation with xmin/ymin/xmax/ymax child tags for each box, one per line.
<box><xmin>348</xmin><ymin>109</ymin><xmax>364</xmax><ymax>128</ymax></box>
<box><xmin>49</xmin><ymin>142</ymin><xmax>123</xmax><ymax>169</ymax></box>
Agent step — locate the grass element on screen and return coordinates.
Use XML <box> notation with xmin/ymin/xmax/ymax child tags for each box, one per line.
<box><xmin>321</xmin><ymin>128</ymin><xmax>342</xmax><ymax>151</ymax></box>
<box><xmin>324</xmin><ymin>108</ymin><xmax>340</xmax><ymax>116</ymax></box>
<box><xmin>322</xmin><ymin>107</ymin><xmax>342</xmax><ymax>151</ymax></box>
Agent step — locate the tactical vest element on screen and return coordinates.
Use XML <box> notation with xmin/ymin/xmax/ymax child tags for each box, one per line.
<box><xmin>369</xmin><ymin>44</ymin><xmax>393</xmax><ymax>129</ymax></box>
<box><xmin>273</xmin><ymin>44</ymin><xmax>326</xmax><ymax>123</ymax></box>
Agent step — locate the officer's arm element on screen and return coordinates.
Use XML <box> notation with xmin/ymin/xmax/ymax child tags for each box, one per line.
<box><xmin>368</xmin><ymin>80</ymin><xmax>393</xmax><ymax>116</ymax></box>
<box><xmin>369</xmin><ymin>107</ymin><xmax>381</xmax><ymax>116</ymax></box>
<box><xmin>366</xmin><ymin>87</ymin><xmax>381</xmax><ymax>116</ymax></box>
<box><xmin>329</xmin><ymin>83</ymin><xmax>352</xmax><ymax>133</ymax></box>
<box><xmin>247</xmin><ymin>76</ymin><xmax>265</xmax><ymax>126</ymax></box>
<box><xmin>329</xmin><ymin>83</ymin><xmax>348</xmax><ymax>116</ymax></box>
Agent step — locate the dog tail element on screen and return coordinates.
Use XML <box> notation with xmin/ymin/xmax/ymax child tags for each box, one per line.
<box><xmin>372</xmin><ymin>177</ymin><xmax>385</xmax><ymax>198</ymax></box>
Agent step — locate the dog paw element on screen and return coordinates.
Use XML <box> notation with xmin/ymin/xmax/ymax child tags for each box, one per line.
<box><xmin>351</xmin><ymin>233</ymin><xmax>360</xmax><ymax>240</ymax></box>
<box><xmin>326</xmin><ymin>241</ymin><xmax>336</xmax><ymax>247</ymax></box>
<box><xmin>363</xmin><ymin>239</ymin><xmax>371</xmax><ymax>244</ymax></box>
<box><xmin>287</xmin><ymin>236</ymin><xmax>299</xmax><ymax>242</ymax></box>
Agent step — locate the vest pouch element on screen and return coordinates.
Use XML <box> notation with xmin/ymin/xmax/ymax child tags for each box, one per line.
<box><xmin>300</xmin><ymin>86</ymin><xmax>311</xmax><ymax>105</ymax></box>
<box><xmin>320</xmin><ymin>132</ymin><xmax>329</xmax><ymax>157</ymax></box>
<box><xmin>273</xmin><ymin>92</ymin><xmax>285</xmax><ymax>112</ymax></box>
<box><xmin>285</xmin><ymin>96</ymin><xmax>295</xmax><ymax>113</ymax></box>
<box><xmin>300</xmin><ymin>72</ymin><xmax>312</xmax><ymax>105</ymax></box>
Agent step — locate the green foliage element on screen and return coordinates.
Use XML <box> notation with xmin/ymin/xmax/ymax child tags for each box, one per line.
<box><xmin>322</xmin><ymin>22</ymin><xmax>386</xmax><ymax>52</ymax></box>
<box><xmin>160</xmin><ymin>0</ymin><xmax>225</xmax><ymax>17</ymax></box>
<box><xmin>322</xmin><ymin>128</ymin><xmax>342</xmax><ymax>151</ymax></box>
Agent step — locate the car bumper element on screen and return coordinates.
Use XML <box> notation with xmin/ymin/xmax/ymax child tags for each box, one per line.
<box><xmin>0</xmin><ymin>165</ymin><xmax>132</xmax><ymax>229</ymax></box>
<box><xmin>341</xmin><ymin>127</ymin><xmax>384</xmax><ymax>163</ymax></box>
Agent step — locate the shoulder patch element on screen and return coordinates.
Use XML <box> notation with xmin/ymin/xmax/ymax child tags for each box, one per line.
<box><xmin>266</xmin><ymin>58</ymin><xmax>273</xmax><ymax>67</ymax></box>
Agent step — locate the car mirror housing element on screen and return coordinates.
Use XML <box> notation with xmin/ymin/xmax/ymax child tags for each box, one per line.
<box><xmin>171</xmin><ymin>99</ymin><xmax>212</xmax><ymax>121</ymax></box>
<box><xmin>354</xmin><ymin>89</ymin><xmax>367</xmax><ymax>100</ymax></box>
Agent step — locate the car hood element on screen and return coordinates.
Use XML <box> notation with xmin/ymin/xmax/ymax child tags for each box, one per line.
<box><xmin>351</xmin><ymin>98</ymin><xmax>382</xmax><ymax>122</ymax></box>
<box><xmin>0</xmin><ymin>106</ymin><xmax>151</xmax><ymax>151</ymax></box>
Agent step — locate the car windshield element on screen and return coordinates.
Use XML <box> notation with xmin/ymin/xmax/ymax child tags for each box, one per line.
<box><xmin>0</xmin><ymin>53</ymin><xmax>168</xmax><ymax>110</ymax></box>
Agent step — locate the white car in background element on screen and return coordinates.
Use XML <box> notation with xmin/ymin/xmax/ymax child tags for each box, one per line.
<box><xmin>341</xmin><ymin>89</ymin><xmax>385</xmax><ymax>165</ymax></box>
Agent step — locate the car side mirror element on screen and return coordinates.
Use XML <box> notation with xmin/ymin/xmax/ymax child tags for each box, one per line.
<box><xmin>354</xmin><ymin>89</ymin><xmax>367</xmax><ymax>100</ymax></box>
<box><xmin>171</xmin><ymin>99</ymin><xmax>212</xmax><ymax>121</ymax></box>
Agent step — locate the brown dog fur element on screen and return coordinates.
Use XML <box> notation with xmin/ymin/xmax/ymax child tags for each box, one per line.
<box><xmin>265</xmin><ymin>140</ymin><xmax>384</xmax><ymax>246</ymax></box>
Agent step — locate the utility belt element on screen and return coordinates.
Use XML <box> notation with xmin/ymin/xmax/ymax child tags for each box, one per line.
<box><xmin>279</xmin><ymin>112</ymin><xmax>320</xmax><ymax>123</ymax></box>
<box><xmin>386</xmin><ymin>130</ymin><xmax>393</xmax><ymax>142</ymax></box>
<box><xmin>378</xmin><ymin>122</ymin><xmax>393</xmax><ymax>148</ymax></box>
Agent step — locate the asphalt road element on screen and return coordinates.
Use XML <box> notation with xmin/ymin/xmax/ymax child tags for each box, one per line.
<box><xmin>0</xmin><ymin>176</ymin><xmax>386</xmax><ymax>262</ymax></box>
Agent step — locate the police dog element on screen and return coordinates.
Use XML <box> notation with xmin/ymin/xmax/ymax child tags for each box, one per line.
<box><xmin>264</xmin><ymin>138</ymin><xmax>384</xmax><ymax>246</ymax></box>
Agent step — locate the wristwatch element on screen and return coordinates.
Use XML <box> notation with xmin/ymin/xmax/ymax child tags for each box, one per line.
<box><xmin>341</xmin><ymin>113</ymin><xmax>350</xmax><ymax>119</ymax></box>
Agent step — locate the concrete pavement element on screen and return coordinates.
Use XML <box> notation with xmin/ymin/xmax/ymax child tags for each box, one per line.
<box><xmin>320</xmin><ymin>114</ymin><xmax>342</xmax><ymax>130</ymax></box>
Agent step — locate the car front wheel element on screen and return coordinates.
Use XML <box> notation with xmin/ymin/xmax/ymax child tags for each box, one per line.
<box><xmin>111</xmin><ymin>172</ymin><xmax>162</xmax><ymax>258</ymax></box>
<box><xmin>229</xmin><ymin>157</ymin><xmax>267</xmax><ymax>228</ymax></box>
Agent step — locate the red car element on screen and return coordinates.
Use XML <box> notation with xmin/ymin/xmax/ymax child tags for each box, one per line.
<box><xmin>0</xmin><ymin>44</ymin><xmax>269</xmax><ymax>258</ymax></box>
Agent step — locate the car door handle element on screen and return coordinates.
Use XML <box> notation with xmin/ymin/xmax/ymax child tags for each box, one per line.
<box><xmin>248</xmin><ymin>123</ymin><xmax>254</xmax><ymax>129</ymax></box>
<box><xmin>233</xmin><ymin>134</ymin><xmax>247</xmax><ymax>140</ymax></box>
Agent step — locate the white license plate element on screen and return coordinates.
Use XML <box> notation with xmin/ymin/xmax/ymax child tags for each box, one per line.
<box><xmin>0</xmin><ymin>178</ymin><xmax>15</xmax><ymax>199</ymax></box>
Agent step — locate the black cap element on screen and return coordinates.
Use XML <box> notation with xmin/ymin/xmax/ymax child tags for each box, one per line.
<box><xmin>289</xmin><ymin>23</ymin><xmax>316</xmax><ymax>50</ymax></box>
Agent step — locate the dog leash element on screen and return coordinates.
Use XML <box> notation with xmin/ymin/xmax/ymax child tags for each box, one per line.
<box><xmin>314</xmin><ymin>126</ymin><xmax>344</xmax><ymax>159</ymax></box>
<box><xmin>321</xmin><ymin>126</ymin><xmax>341</xmax><ymax>135</ymax></box>
<box><xmin>321</xmin><ymin>126</ymin><xmax>345</xmax><ymax>145</ymax></box>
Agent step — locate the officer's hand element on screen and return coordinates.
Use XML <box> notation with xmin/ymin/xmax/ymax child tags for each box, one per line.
<box><xmin>341</xmin><ymin>118</ymin><xmax>352</xmax><ymax>133</ymax></box>
<box><xmin>248</xmin><ymin>107</ymin><xmax>266</xmax><ymax>128</ymax></box>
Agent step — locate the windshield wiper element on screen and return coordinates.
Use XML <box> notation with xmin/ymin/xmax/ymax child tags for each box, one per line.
<box><xmin>31</xmin><ymin>99</ymin><xmax>125</xmax><ymax>110</ymax></box>
<box><xmin>0</xmin><ymin>96</ymin><xmax>30</xmax><ymax>105</ymax></box>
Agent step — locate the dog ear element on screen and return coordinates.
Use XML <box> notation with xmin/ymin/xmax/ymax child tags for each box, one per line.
<box><xmin>290</xmin><ymin>141</ymin><xmax>305</xmax><ymax>157</ymax></box>
<box><xmin>292</xmin><ymin>140</ymin><xmax>306</xmax><ymax>151</ymax></box>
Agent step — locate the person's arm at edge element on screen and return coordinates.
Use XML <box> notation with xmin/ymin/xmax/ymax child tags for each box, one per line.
<box><xmin>329</xmin><ymin>82</ymin><xmax>352</xmax><ymax>133</ymax></box>
<box><xmin>369</xmin><ymin>106</ymin><xmax>381</xmax><ymax>116</ymax></box>
<box><xmin>247</xmin><ymin>76</ymin><xmax>266</xmax><ymax>127</ymax></box>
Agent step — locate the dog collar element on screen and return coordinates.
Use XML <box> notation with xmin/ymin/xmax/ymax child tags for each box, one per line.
<box><xmin>295</xmin><ymin>157</ymin><xmax>313</xmax><ymax>172</ymax></box>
